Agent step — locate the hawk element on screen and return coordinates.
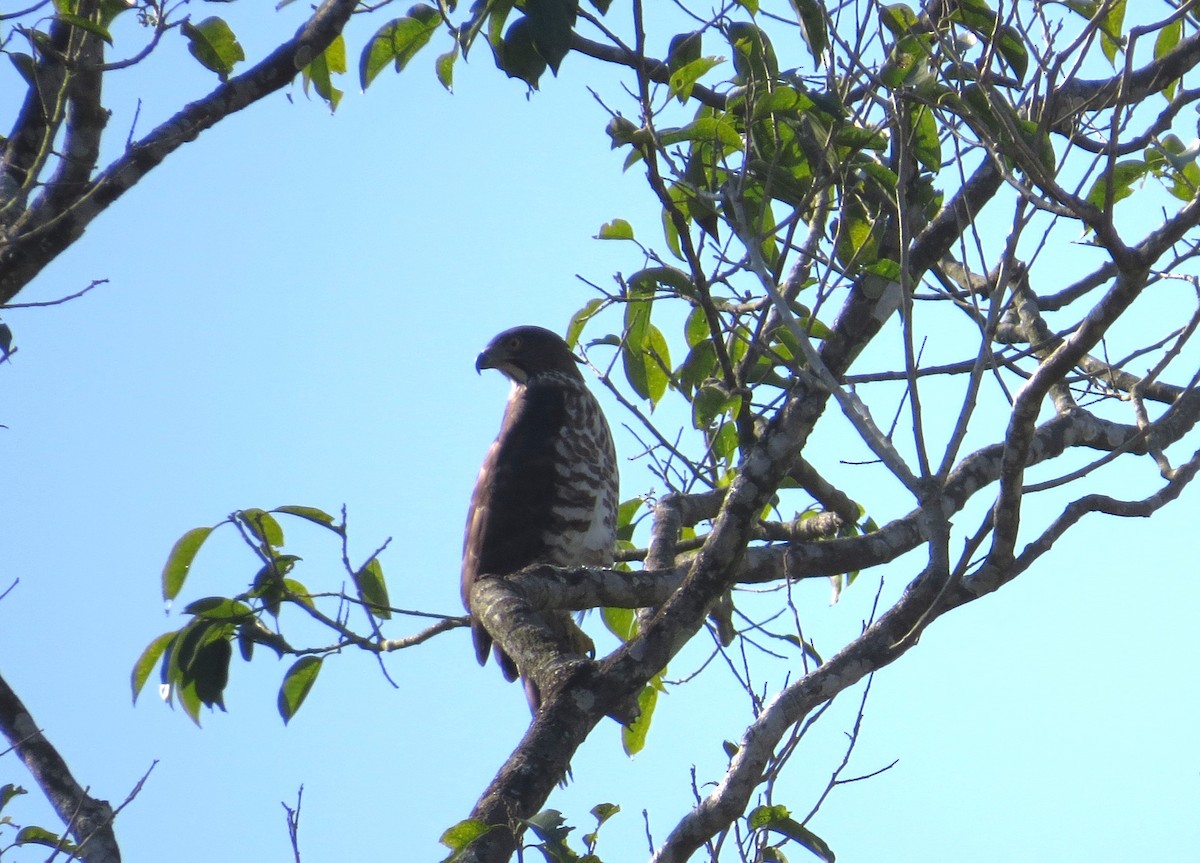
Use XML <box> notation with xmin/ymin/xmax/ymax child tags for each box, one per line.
<box><xmin>462</xmin><ymin>325</ymin><xmax>618</xmax><ymax>708</ymax></box>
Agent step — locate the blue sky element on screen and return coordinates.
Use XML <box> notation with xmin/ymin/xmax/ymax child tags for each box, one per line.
<box><xmin>1</xmin><ymin>4</ymin><xmax>1198</xmax><ymax>861</ymax></box>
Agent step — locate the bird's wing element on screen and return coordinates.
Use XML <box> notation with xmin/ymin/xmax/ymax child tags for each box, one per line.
<box><xmin>462</xmin><ymin>381</ymin><xmax>567</xmax><ymax>672</ymax></box>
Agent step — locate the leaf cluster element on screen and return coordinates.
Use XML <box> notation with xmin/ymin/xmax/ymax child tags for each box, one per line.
<box><xmin>132</xmin><ymin>506</ymin><xmax>392</xmax><ymax>725</ymax></box>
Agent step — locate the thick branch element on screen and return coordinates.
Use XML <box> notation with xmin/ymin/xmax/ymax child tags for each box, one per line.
<box><xmin>0</xmin><ymin>0</ymin><xmax>359</xmax><ymax>303</ymax></box>
<box><xmin>0</xmin><ymin>17</ymin><xmax>72</xmax><ymax>215</ymax></box>
<box><xmin>1048</xmin><ymin>29</ymin><xmax>1200</xmax><ymax>126</ymax></box>
<box><xmin>41</xmin><ymin>1</ymin><xmax>107</xmax><ymax>212</ymax></box>
<box><xmin>0</xmin><ymin>670</ymin><xmax>120</xmax><ymax>863</ymax></box>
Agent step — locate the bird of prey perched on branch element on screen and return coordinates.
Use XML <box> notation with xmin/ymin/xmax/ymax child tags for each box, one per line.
<box><xmin>461</xmin><ymin>325</ymin><xmax>618</xmax><ymax>709</ymax></box>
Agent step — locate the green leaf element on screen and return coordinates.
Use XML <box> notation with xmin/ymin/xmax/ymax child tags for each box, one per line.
<box><xmin>1062</xmin><ymin>0</ymin><xmax>1100</xmax><ymax>18</ymax></box>
<box><xmin>622</xmin><ymin>278</ymin><xmax>652</xmax><ymax>400</ymax></box>
<box><xmin>131</xmin><ymin>631</ymin><xmax>176</xmax><ymax>703</ymax></box>
<box><xmin>1155</xmin><ymin>18</ymin><xmax>1182</xmax><ymax>61</ymax></box>
<box><xmin>302</xmin><ymin>34</ymin><xmax>347</xmax><ymax>111</ymax></box>
<box><xmin>523</xmin><ymin>809</ymin><xmax>574</xmax><ymax>858</ymax></box>
<box><xmin>278</xmin><ymin>656</ymin><xmax>323</xmax><ymax>724</ymax></box>
<box><xmin>168</xmin><ymin>619</ymin><xmax>232</xmax><ymax>711</ymax></box>
<box><xmin>497</xmin><ymin>17</ymin><xmax>547</xmax><ymax>88</ymax></box>
<box><xmin>601</xmin><ymin>606</ymin><xmax>635</xmax><ymax>641</ymax></box>
<box><xmin>632</xmin><ymin>266</ymin><xmax>695</xmax><ymax>298</ymax></box>
<box><xmin>879</xmin><ymin>3</ymin><xmax>919</xmax><ymax>36</ymax></box>
<box><xmin>726</xmin><ymin>21</ymin><xmax>778</xmax><ymax>85</ymax></box>
<box><xmin>1100</xmin><ymin>0</ymin><xmax>1126</xmax><ymax>65</ymax></box>
<box><xmin>591</xmin><ymin>802</ymin><xmax>619</xmax><ymax>825</ymax></box>
<box><xmin>272</xmin><ymin>505</ymin><xmax>339</xmax><ymax>530</ymax></box>
<box><xmin>436</xmin><ymin>44</ymin><xmax>458</xmax><ymax>92</ymax></box>
<box><xmin>238</xmin><ymin>508</ymin><xmax>284</xmax><ymax>548</ymax></box>
<box><xmin>781</xmin><ymin>633</ymin><xmax>824</xmax><ymax>664</ymax></box>
<box><xmin>354</xmin><ymin>558</ymin><xmax>392</xmax><ymax>619</ymax></box>
<box><xmin>57</xmin><ymin>12</ymin><xmax>112</xmax><ymax>43</ymax></box>
<box><xmin>660</xmin><ymin>196</ymin><xmax>683</xmax><ymax>258</ymax></box>
<box><xmin>749</xmin><ymin>803</ymin><xmax>790</xmax><ymax>830</ymax></box>
<box><xmin>685</xmin><ymin>305</ymin><xmax>710</xmax><ymax>347</ymax></box>
<box><xmin>582</xmin><ymin>802</ymin><xmax>620</xmax><ymax>854</ymax></box>
<box><xmin>622</xmin><ymin>307</ymin><xmax>669</xmax><ymax>406</ymax></box>
<box><xmin>520</xmin><ymin>811</ymin><xmax>571</xmax><ymax>859</ymax></box>
<box><xmin>182</xmin><ymin>17</ymin><xmax>245</xmax><ymax>81</ymax></box>
<box><xmin>566</xmin><ymin>298</ymin><xmax>605</xmax><ymax>348</ymax></box>
<box><xmin>615</xmin><ymin>496</ymin><xmax>644</xmax><ymax>543</ymax></box>
<box><xmin>668</xmin><ymin>55</ymin><xmax>723</xmax><ymax>103</ymax></box>
<box><xmin>9</xmin><ymin>52</ymin><xmax>35</xmax><ymax>87</ymax></box>
<box><xmin>621</xmin><ymin>671</ymin><xmax>663</xmax><ymax>755</ymax></box>
<box><xmin>0</xmin><ymin>783</ymin><xmax>26</xmax><ymax>815</ymax></box>
<box><xmin>749</xmin><ymin>804</ymin><xmax>835</xmax><ymax>861</ymax></box>
<box><xmin>994</xmin><ymin>25</ymin><xmax>1029</xmax><ymax>82</ymax></box>
<box><xmin>236</xmin><ymin>623</ymin><xmax>255</xmax><ymax>662</ymax></box>
<box><xmin>791</xmin><ymin>0</ymin><xmax>827</xmax><ymax>62</ymax></box>
<box><xmin>790</xmin><ymin>823</ymin><xmax>836</xmax><ymax>862</ymax></box>
<box><xmin>1154</xmin><ymin>18</ymin><xmax>1182</xmax><ymax>100</ymax></box>
<box><xmin>14</xmin><ymin>826</ymin><xmax>75</xmax><ymax>852</ymax></box>
<box><xmin>910</xmin><ymin>103</ymin><xmax>941</xmax><ymax>171</ymax></box>
<box><xmin>881</xmin><ymin>33</ymin><xmax>931</xmax><ymax>89</ymax></box>
<box><xmin>709</xmin><ymin>420</ymin><xmax>739</xmax><ymax>464</ymax></box>
<box><xmin>834</xmin><ymin>124</ymin><xmax>888</xmax><ymax>151</ymax></box>
<box><xmin>523</xmin><ymin>0</ymin><xmax>576</xmax><ymax>74</ymax></box>
<box><xmin>360</xmin><ymin>6</ymin><xmax>440</xmax><ymax>90</ymax></box>
<box><xmin>190</xmin><ymin>638</ymin><xmax>232</xmax><ymax>709</ymax></box>
<box><xmin>644</xmin><ymin>324</ymin><xmax>671</xmax><ymax>406</ymax></box>
<box><xmin>1172</xmin><ymin>162</ymin><xmax>1200</xmax><ymax>200</ymax></box>
<box><xmin>283</xmin><ymin>577</ymin><xmax>315</xmax><ymax>610</ymax></box>
<box><xmin>677</xmin><ymin>340</ymin><xmax>717</xmax><ymax>392</ymax></box>
<box><xmin>1149</xmin><ymin>134</ymin><xmax>1200</xmax><ymax>199</ymax></box>
<box><xmin>485</xmin><ymin>0</ymin><xmax>517</xmax><ymax>56</ymax></box>
<box><xmin>253</xmin><ymin>560</ymin><xmax>286</xmax><ymax>618</ymax></box>
<box><xmin>751</xmin><ymin>84</ymin><xmax>813</xmax><ymax>120</ymax></box>
<box><xmin>835</xmin><ymin>190</ymin><xmax>882</xmax><ymax>270</ymax></box>
<box><xmin>177</xmin><ymin>675</ymin><xmax>203</xmax><ymax>725</ymax></box>
<box><xmin>1084</xmin><ymin>160</ymin><xmax>1147</xmax><ymax>212</ymax></box>
<box><xmin>162</xmin><ymin>526</ymin><xmax>214</xmax><ymax>602</ymax></box>
<box><xmin>439</xmin><ymin>818</ymin><xmax>494</xmax><ymax>858</ymax></box>
<box><xmin>692</xmin><ymin>382</ymin><xmax>740</xmax><ymax>429</ymax></box>
<box><xmin>99</xmin><ymin>0</ymin><xmax>135</xmax><ymax>26</ymax></box>
<box><xmin>183</xmin><ymin>596</ymin><xmax>254</xmax><ymax>621</ymax></box>
<box><xmin>668</xmin><ymin>31</ymin><xmax>702</xmax><ymax>72</ymax></box>
<box><xmin>597</xmin><ymin>218</ymin><xmax>634</xmax><ymax>240</ymax></box>
<box><xmin>660</xmin><ymin>115</ymin><xmax>744</xmax><ymax>150</ymax></box>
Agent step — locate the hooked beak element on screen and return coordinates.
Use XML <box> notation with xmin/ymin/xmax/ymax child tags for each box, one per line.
<box><xmin>475</xmin><ymin>348</ymin><xmax>498</xmax><ymax>374</ymax></box>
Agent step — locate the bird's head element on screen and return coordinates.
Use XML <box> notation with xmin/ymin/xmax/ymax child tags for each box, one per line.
<box><xmin>476</xmin><ymin>325</ymin><xmax>584</xmax><ymax>384</ymax></box>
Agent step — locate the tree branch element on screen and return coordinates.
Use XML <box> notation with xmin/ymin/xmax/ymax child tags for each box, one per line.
<box><xmin>0</xmin><ymin>670</ymin><xmax>121</xmax><ymax>863</ymax></box>
<box><xmin>0</xmin><ymin>0</ymin><xmax>360</xmax><ymax>303</ymax></box>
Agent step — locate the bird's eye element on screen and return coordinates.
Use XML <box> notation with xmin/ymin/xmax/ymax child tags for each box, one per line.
<box><xmin>508</xmin><ymin>336</ymin><xmax>522</xmax><ymax>351</ymax></box>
